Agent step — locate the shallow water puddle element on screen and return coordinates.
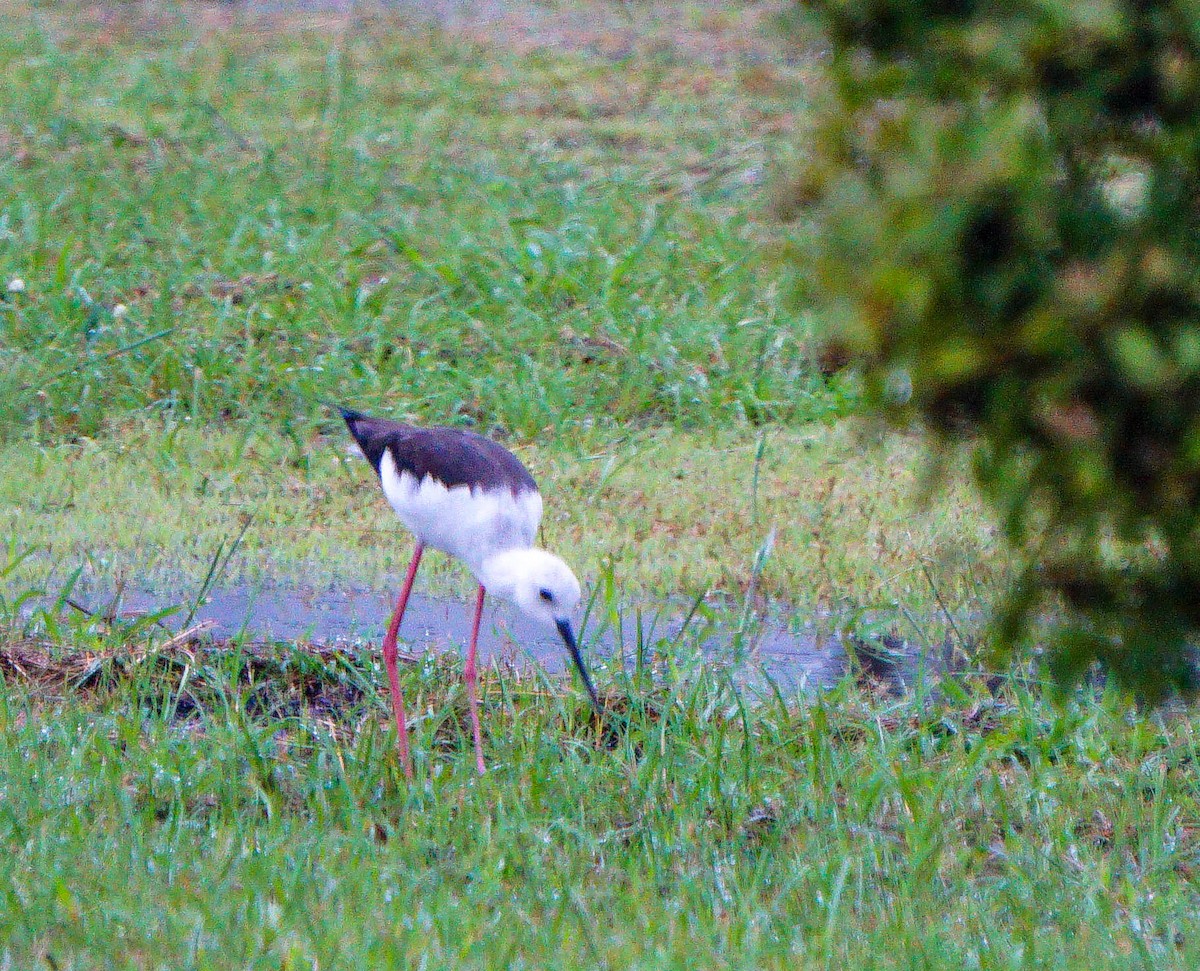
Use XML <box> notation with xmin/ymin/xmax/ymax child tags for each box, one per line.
<box><xmin>35</xmin><ymin>579</ymin><xmax>870</xmax><ymax>693</ymax></box>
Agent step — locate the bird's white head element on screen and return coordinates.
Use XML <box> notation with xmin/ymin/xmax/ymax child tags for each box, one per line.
<box><xmin>478</xmin><ymin>548</ymin><xmax>581</xmax><ymax>627</ymax></box>
<box><xmin>478</xmin><ymin>548</ymin><xmax>599</xmax><ymax>712</ymax></box>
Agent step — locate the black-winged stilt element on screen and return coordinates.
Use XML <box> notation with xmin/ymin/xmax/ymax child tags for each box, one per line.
<box><xmin>340</xmin><ymin>407</ymin><xmax>600</xmax><ymax>779</ymax></box>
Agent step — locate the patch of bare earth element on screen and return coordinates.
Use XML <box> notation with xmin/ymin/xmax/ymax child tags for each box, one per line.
<box><xmin>21</xmin><ymin>0</ymin><xmax>808</xmax><ymax>70</ymax></box>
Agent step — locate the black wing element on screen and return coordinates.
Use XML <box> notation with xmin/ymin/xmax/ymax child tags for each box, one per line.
<box><xmin>339</xmin><ymin>407</ymin><xmax>537</xmax><ymax>496</ymax></box>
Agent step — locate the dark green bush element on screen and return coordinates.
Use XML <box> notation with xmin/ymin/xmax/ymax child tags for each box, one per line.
<box><xmin>792</xmin><ymin>0</ymin><xmax>1200</xmax><ymax>695</ymax></box>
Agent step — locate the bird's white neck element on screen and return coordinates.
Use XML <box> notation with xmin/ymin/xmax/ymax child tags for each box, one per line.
<box><xmin>476</xmin><ymin>549</ymin><xmax>532</xmax><ymax>597</ymax></box>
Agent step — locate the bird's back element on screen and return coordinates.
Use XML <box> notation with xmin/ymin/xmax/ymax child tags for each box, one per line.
<box><xmin>341</xmin><ymin>409</ymin><xmax>543</xmax><ymax>569</ymax></box>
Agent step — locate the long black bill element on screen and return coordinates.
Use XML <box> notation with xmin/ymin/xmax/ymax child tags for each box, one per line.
<box><xmin>556</xmin><ymin>619</ymin><xmax>601</xmax><ymax>714</ymax></box>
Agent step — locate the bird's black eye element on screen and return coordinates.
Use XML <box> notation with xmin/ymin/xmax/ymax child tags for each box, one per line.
<box><xmin>539</xmin><ymin>588</ymin><xmax>554</xmax><ymax>602</ymax></box>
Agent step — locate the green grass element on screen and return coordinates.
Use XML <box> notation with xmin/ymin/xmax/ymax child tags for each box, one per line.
<box><xmin>0</xmin><ymin>419</ymin><xmax>1004</xmax><ymax>611</ymax></box>
<box><xmin>0</xmin><ymin>0</ymin><xmax>829</xmax><ymax>442</ymax></box>
<box><xmin>0</xmin><ymin>1</ymin><xmax>1004</xmax><ymax>611</ymax></box>
<box><xmin>0</xmin><ymin>629</ymin><xmax>1198</xmax><ymax>969</ymax></box>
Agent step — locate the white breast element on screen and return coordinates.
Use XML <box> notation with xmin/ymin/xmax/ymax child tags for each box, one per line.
<box><xmin>379</xmin><ymin>450</ymin><xmax>543</xmax><ymax>574</ymax></box>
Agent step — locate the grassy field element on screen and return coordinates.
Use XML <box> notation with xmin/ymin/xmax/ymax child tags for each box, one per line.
<box><xmin>0</xmin><ymin>421</ymin><xmax>1000</xmax><ymax>612</ymax></box>
<box><xmin>1</xmin><ymin>2</ymin><xmax>1195</xmax><ymax>968</ymax></box>
<box><xmin>2</xmin><ymin>636</ymin><xmax>1199</xmax><ymax>969</ymax></box>
<box><xmin>0</xmin><ymin>1</ymin><xmax>822</xmax><ymax>440</ymax></box>
<box><xmin>0</xmin><ymin>0</ymin><xmax>1007</xmax><ymax>607</ymax></box>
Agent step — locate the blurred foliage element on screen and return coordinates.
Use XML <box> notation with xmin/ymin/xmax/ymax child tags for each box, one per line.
<box><xmin>790</xmin><ymin>0</ymin><xmax>1200</xmax><ymax>696</ymax></box>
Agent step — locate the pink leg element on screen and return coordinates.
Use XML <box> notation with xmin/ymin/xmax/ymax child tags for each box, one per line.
<box><xmin>383</xmin><ymin>543</ymin><xmax>424</xmax><ymax>781</ymax></box>
<box><xmin>464</xmin><ymin>585</ymin><xmax>487</xmax><ymax>776</ymax></box>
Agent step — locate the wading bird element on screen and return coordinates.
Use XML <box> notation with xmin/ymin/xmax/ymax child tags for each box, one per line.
<box><xmin>340</xmin><ymin>407</ymin><xmax>600</xmax><ymax>778</ymax></box>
